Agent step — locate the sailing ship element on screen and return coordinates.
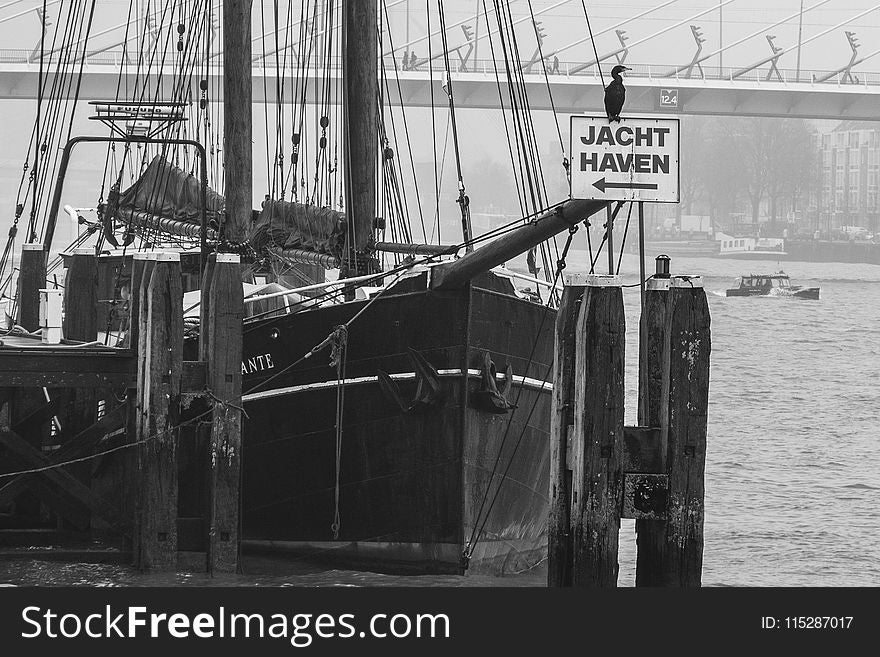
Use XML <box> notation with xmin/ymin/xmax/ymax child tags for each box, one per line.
<box><xmin>1</xmin><ymin>1</ymin><xmax>609</xmax><ymax>574</ymax></box>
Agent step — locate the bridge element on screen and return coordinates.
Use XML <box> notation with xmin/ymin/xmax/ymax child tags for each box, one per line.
<box><xmin>1</xmin><ymin>51</ymin><xmax>878</xmax><ymax>121</ymax></box>
<box><xmin>1</xmin><ymin>0</ymin><xmax>880</xmax><ymax>121</ymax></box>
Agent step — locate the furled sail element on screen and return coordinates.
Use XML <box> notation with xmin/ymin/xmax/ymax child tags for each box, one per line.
<box><xmin>113</xmin><ymin>155</ymin><xmax>346</xmax><ymax>261</ymax></box>
<box><xmin>115</xmin><ymin>155</ymin><xmax>225</xmax><ymax>229</ymax></box>
<box><xmin>249</xmin><ymin>198</ymin><xmax>347</xmax><ymax>261</ymax></box>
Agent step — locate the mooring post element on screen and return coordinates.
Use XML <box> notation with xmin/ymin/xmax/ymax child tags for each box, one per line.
<box><xmin>17</xmin><ymin>243</ymin><xmax>46</xmax><ymax>331</ymax></box>
<box><xmin>134</xmin><ymin>252</ymin><xmax>183</xmax><ymax>570</ymax></box>
<box><xmin>131</xmin><ymin>254</ymin><xmax>157</xmax><ymax>447</ymax></box>
<box><xmin>570</xmin><ymin>274</ymin><xmax>625</xmax><ymax>587</ymax></box>
<box><xmin>636</xmin><ymin>270</ymin><xmax>710</xmax><ymax>586</ymax></box>
<box><xmin>635</xmin><ymin>274</ymin><xmax>671</xmax><ymax>586</ymax></box>
<box><xmin>548</xmin><ymin>273</ymin><xmax>589</xmax><ymax>587</ymax></box>
<box><xmin>124</xmin><ymin>253</ymin><xmax>154</xmax><ymax>548</ymax></box>
<box><xmin>206</xmin><ymin>253</ymin><xmax>243</xmax><ymax>574</ymax></box>
<box><xmin>123</xmin><ymin>253</ymin><xmax>152</xmax><ymax>350</ymax></box>
<box><xmin>661</xmin><ymin>277</ymin><xmax>710</xmax><ymax>586</ymax></box>
<box><xmin>63</xmin><ymin>248</ymin><xmax>98</xmax><ymax>342</ymax></box>
<box><xmin>61</xmin><ymin>248</ymin><xmax>99</xmax><ymax>503</ymax></box>
<box><xmin>6</xmin><ymin>243</ymin><xmax>47</xmax><ymax>521</ymax></box>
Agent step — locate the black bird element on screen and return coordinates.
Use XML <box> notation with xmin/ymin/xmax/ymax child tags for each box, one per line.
<box><xmin>604</xmin><ymin>65</ymin><xmax>630</xmax><ymax>123</ymax></box>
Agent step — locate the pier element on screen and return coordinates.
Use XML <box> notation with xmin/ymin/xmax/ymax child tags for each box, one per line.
<box><xmin>0</xmin><ymin>248</ymin><xmax>243</xmax><ymax>574</ymax></box>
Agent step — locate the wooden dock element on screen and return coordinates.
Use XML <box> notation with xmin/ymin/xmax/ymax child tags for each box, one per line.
<box><xmin>0</xmin><ymin>248</ymin><xmax>243</xmax><ymax>573</ymax></box>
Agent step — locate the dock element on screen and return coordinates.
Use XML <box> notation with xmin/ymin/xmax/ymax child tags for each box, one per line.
<box><xmin>0</xmin><ymin>247</ymin><xmax>243</xmax><ymax>574</ymax></box>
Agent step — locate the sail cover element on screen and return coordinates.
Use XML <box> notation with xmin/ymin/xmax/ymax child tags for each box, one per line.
<box><xmin>116</xmin><ymin>155</ymin><xmax>225</xmax><ymax>228</ymax></box>
<box><xmin>116</xmin><ymin>155</ymin><xmax>346</xmax><ymax>260</ymax></box>
<box><xmin>249</xmin><ymin>198</ymin><xmax>347</xmax><ymax>260</ymax></box>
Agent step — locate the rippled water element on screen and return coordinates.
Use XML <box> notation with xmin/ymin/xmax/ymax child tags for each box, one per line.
<box><xmin>613</xmin><ymin>255</ymin><xmax>880</xmax><ymax>587</ymax></box>
<box><xmin>2</xmin><ymin>256</ymin><xmax>878</xmax><ymax>586</ymax></box>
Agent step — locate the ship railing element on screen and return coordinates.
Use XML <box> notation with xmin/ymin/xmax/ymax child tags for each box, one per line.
<box><xmin>492</xmin><ymin>267</ymin><xmax>564</xmax><ymax>293</ymax></box>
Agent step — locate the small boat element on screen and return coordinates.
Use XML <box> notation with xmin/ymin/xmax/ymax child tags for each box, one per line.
<box><xmin>725</xmin><ymin>272</ymin><xmax>820</xmax><ymax>299</ymax></box>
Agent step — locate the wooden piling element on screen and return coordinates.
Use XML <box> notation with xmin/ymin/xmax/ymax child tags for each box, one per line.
<box><xmin>636</xmin><ymin>276</ymin><xmax>710</xmax><ymax>586</ymax></box>
<box><xmin>123</xmin><ymin>253</ymin><xmax>154</xmax><ymax>548</ymax></box>
<box><xmin>205</xmin><ymin>253</ymin><xmax>243</xmax><ymax>573</ymax></box>
<box><xmin>548</xmin><ymin>274</ymin><xmax>588</xmax><ymax>587</ymax></box>
<box><xmin>17</xmin><ymin>243</ymin><xmax>46</xmax><ymax>331</ymax></box>
<box><xmin>134</xmin><ymin>252</ymin><xmax>183</xmax><ymax>570</ymax></box>
<box><xmin>63</xmin><ymin>248</ymin><xmax>98</xmax><ymax>342</ymax></box>
<box><xmin>570</xmin><ymin>274</ymin><xmax>625</xmax><ymax>587</ymax></box>
<box><xmin>635</xmin><ymin>277</ymin><xmax>671</xmax><ymax>586</ymax></box>
<box><xmin>61</xmin><ymin>248</ymin><xmax>99</xmax><ymax>509</ymax></box>
<box><xmin>661</xmin><ymin>278</ymin><xmax>710</xmax><ymax>586</ymax></box>
<box><xmin>123</xmin><ymin>253</ymin><xmax>152</xmax><ymax>350</ymax></box>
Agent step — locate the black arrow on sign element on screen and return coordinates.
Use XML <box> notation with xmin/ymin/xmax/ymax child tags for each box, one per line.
<box><xmin>592</xmin><ymin>178</ymin><xmax>659</xmax><ymax>193</ymax></box>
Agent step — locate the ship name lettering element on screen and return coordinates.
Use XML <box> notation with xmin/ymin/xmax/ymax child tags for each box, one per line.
<box><xmin>241</xmin><ymin>353</ymin><xmax>276</xmax><ymax>375</ymax></box>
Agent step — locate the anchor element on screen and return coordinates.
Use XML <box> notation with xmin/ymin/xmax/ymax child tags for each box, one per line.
<box><xmin>470</xmin><ymin>351</ymin><xmax>517</xmax><ymax>414</ymax></box>
<box><xmin>378</xmin><ymin>348</ymin><xmax>443</xmax><ymax>413</ymax></box>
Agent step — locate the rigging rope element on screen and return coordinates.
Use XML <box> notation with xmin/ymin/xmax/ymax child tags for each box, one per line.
<box><xmin>581</xmin><ymin>0</ymin><xmax>606</xmax><ymax>88</ymax></box>
<box><xmin>436</xmin><ymin>0</ymin><xmax>473</xmax><ymax>252</ymax></box>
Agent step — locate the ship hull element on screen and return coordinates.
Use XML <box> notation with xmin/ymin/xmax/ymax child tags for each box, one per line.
<box><xmin>236</xmin><ymin>272</ymin><xmax>554</xmax><ymax>575</ymax></box>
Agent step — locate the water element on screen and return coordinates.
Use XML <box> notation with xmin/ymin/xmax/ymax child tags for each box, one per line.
<box><xmin>2</xmin><ymin>256</ymin><xmax>878</xmax><ymax>586</ymax></box>
<box><xmin>613</xmin><ymin>255</ymin><xmax>880</xmax><ymax>587</ymax></box>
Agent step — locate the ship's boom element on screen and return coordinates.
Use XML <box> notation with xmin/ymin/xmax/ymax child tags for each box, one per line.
<box><xmin>429</xmin><ymin>199</ymin><xmax>609</xmax><ymax>290</ymax></box>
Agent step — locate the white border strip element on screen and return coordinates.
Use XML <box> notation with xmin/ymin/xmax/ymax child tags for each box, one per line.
<box><xmin>242</xmin><ymin>368</ymin><xmax>552</xmax><ymax>403</ymax></box>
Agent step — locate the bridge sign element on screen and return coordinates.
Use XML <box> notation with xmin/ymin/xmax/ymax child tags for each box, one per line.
<box><xmin>570</xmin><ymin>116</ymin><xmax>680</xmax><ymax>203</ymax></box>
<box><xmin>658</xmin><ymin>87</ymin><xmax>679</xmax><ymax>109</ymax></box>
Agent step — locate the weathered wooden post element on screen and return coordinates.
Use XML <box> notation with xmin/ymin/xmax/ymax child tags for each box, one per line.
<box><xmin>7</xmin><ymin>243</ymin><xmax>47</xmax><ymax>521</ymax></box>
<box><xmin>123</xmin><ymin>253</ymin><xmax>155</xmax><ymax>547</ymax></box>
<box><xmin>61</xmin><ymin>248</ymin><xmax>99</xmax><ymax>505</ymax></box>
<box><xmin>635</xmin><ymin>271</ymin><xmax>710</xmax><ymax>587</ymax></box>
<box><xmin>63</xmin><ymin>248</ymin><xmax>98</xmax><ymax>342</ymax></box>
<box><xmin>548</xmin><ymin>273</ymin><xmax>588</xmax><ymax>587</ymax></box>
<box><xmin>660</xmin><ymin>277</ymin><xmax>710</xmax><ymax>586</ymax></box>
<box><xmin>635</xmin><ymin>275</ymin><xmax>671</xmax><ymax>585</ymax></box>
<box><xmin>570</xmin><ymin>274</ymin><xmax>625</xmax><ymax>587</ymax></box>
<box><xmin>205</xmin><ymin>253</ymin><xmax>243</xmax><ymax>573</ymax></box>
<box><xmin>17</xmin><ymin>243</ymin><xmax>46</xmax><ymax>331</ymax></box>
<box><xmin>123</xmin><ymin>253</ymin><xmax>153</xmax><ymax>350</ymax></box>
<box><xmin>134</xmin><ymin>252</ymin><xmax>183</xmax><ymax>570</ymax></box>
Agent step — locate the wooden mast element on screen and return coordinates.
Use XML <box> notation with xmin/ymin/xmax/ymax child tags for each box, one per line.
<box><xmin>342</xmin><ymin>0</ymin><xmax>378</xmax><ymax>274</ymax></box>
<box><xmin>223</xmin><ymin>0</ymin><xmax>252</xmax><ymax>245</ymax></box>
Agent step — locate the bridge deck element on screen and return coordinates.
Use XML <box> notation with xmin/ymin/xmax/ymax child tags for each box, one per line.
<box><xmin>0</xmin><ymin>54</ymin><xmax>878</xmax><ymax>120</ymax></box>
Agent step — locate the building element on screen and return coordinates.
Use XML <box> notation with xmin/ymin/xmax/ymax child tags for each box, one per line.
<box><xmin>813</xmin><ymin>121</ymin><xmax>880</xmax><ymax>236</ymax></box>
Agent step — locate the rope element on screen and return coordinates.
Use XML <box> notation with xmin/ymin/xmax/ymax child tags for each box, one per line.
<box><xmin>437</xmin><ymin>0</ymin><xmax>473</xmax><ymax>250</ymax></box>
<box><xmin>330</xmin><ymin>324</ymin><xmax>348</xmax><ymax>539</ymax></box>
<box><xmin>582</xmin><ymin>0</ymin><xmax>606</xmax><ymax>88</ymax></box>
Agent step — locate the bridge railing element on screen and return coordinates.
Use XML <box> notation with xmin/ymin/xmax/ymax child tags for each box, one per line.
<box><xmin>1</xmin><ymin>47</ymin><xmax>878</xmax><ymax>88</ymax></box>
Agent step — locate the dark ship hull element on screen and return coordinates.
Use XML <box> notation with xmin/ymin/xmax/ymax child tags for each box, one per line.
<box><xmin>236</xmin><ymin>271</ymin><xmax>554</xmax><ymax>575</ymax></box>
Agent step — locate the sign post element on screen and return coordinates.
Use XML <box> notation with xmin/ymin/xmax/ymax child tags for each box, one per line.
<box><xmin>570</xmin><ymin>116</ymin><xmax>680</xmax><ymax>204</ymax></box>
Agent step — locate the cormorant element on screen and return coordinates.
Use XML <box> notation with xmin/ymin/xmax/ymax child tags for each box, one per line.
<box><xmin>604</xmin><ymin>65</ymin><xmax>631</xmax><ymax>123</ymax></box>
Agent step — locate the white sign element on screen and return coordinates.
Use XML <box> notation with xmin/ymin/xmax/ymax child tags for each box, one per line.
<box><xmin>570</xmin><ymin>116</ymin><xmax>680</xmax><ymax>203</ymax></box>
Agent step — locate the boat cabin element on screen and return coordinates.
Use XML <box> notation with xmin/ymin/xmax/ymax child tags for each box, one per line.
<box><xmin>737</xmin><ymin>274</ymin><xmax>791</xmax><ymax>291</ymax></box>
<box><xmin>726</xmin><ymin>273</ymin><xmax>794</xmax><ymax>297</ymax></box>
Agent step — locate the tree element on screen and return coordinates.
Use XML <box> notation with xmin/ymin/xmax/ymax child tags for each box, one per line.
<box><xmin>721</xmin><ymin>117</ymin><xmax>818</xmax><ymax>225</ymax></box>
